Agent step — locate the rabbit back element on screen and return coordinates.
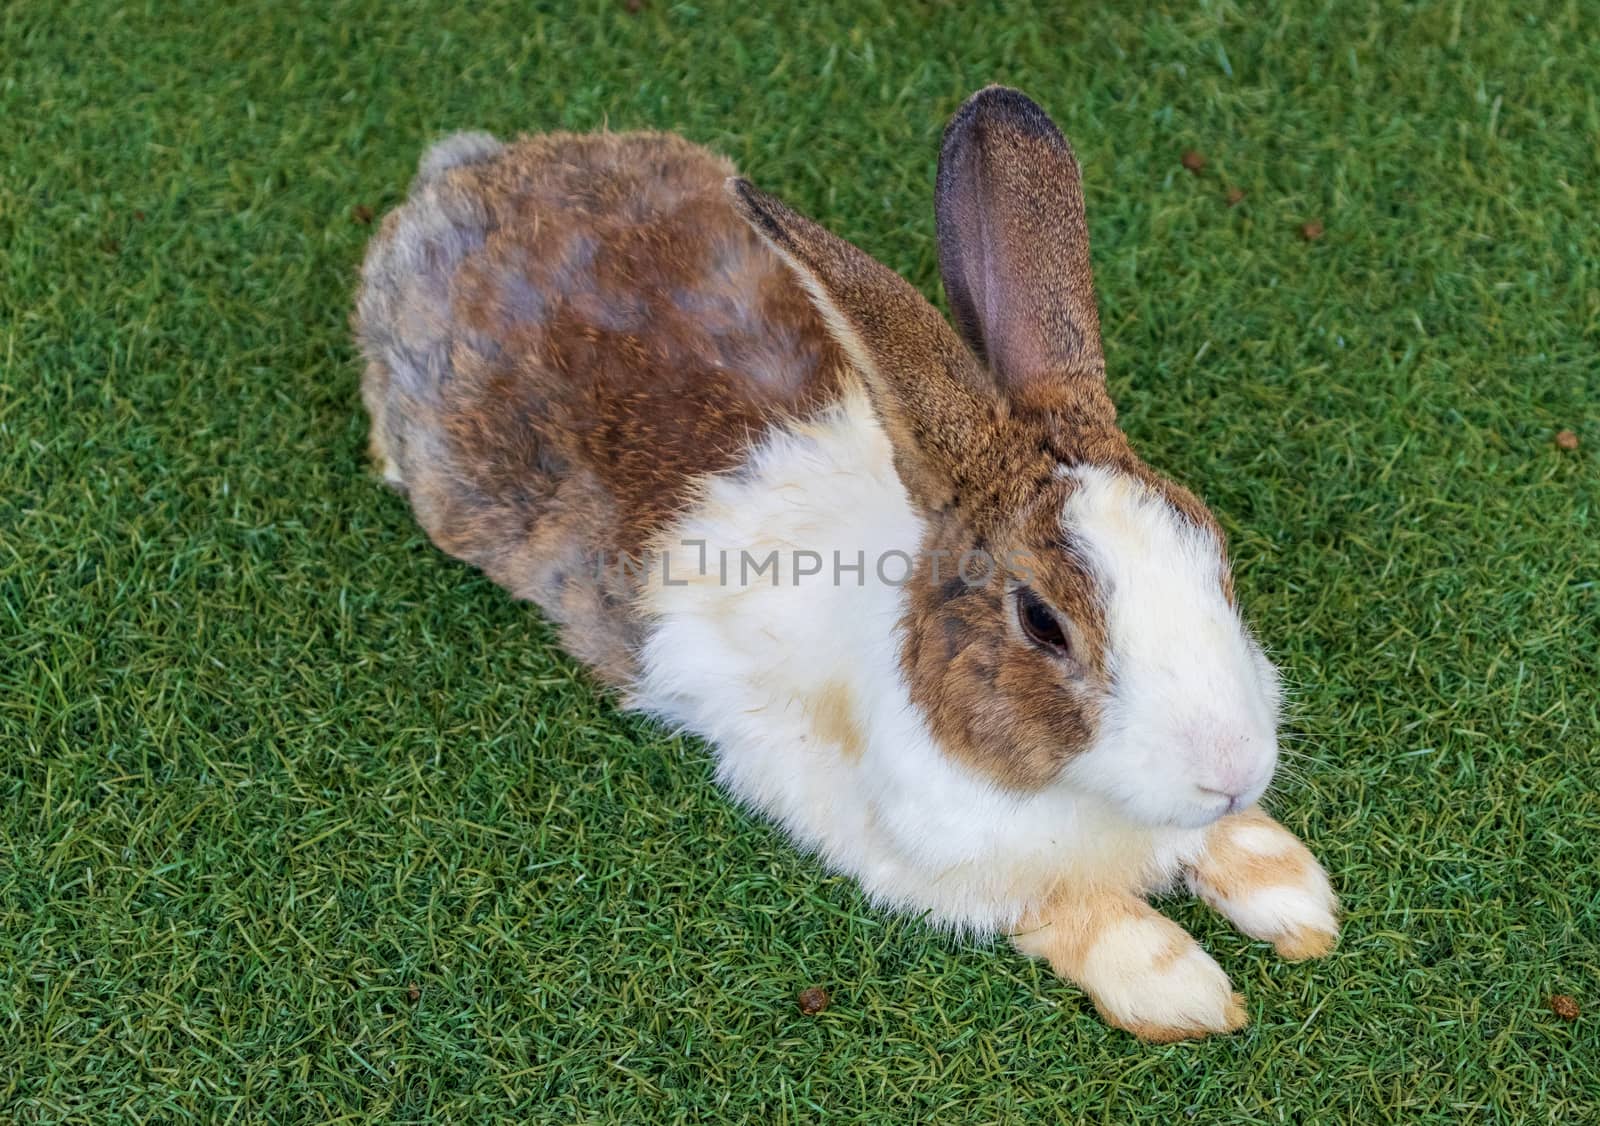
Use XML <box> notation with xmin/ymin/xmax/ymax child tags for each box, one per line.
<box><xmin>356</xmin><ymin>131</ymin><xmax>848</xmax><ymax>685</ymax></box>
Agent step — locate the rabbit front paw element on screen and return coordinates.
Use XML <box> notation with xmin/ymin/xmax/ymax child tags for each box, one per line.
<box><xmin>1014</xmin><ymin>896</ymin><xmax>1248</xmax><ymax>1043</ymax></box>
<box><xmin>1187</xmin><ymin>807</ymin><xmax>1340</xmax><ymax>961</ymax></box>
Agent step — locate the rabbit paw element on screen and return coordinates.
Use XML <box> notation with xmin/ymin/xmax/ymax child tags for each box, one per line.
<box><xmin>1015</xmin><ymin>899</ymin><xmax>1248</xmax><ymax>1043</ymax></box>
<box><xmin>1079</xmin><ymin>913</ymin><xmax>1249</xmax><ymax>1042</ymax></box>
<box><xmin>1187</xmin><ymin>808</ymin><xmax>1340</xmax><ymax>961</ymax></box>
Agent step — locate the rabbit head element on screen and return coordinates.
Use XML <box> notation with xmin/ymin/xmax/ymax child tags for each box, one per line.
<box><xmin>729</xmin><ymin>86</ymin><xmax>1281</xmax><ymax>830</ymax></box>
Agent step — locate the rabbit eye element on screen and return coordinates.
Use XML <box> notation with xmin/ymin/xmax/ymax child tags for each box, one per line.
<box><xmin>1016</xmin><ymin>588</ymin><xmax>1071</xmax><ymax>655</ymax></box>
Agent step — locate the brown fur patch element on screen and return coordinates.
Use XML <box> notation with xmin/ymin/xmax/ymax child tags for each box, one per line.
<box><xmin>1012</xmin><ymin>888</ymin><xmax>1147</xmax><ymax>970</ymax></box>
<box><xmin>808</xmin><ymin>679</ymin><xmax>866</xmax><ymax>762</ymax></box>
<box><xmin>899</xmin><ymin>484</ymin><xmax>1111</xmax><ymax>790</ymax></box>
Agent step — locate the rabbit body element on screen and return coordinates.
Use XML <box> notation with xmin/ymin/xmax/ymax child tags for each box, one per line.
<box><xmin>356</xmin><ymin>91</ymin><xmax>1340</xmax><ymax>1042</ymax></box>
<box><xmin>357</xmin><ymin>128</ymin><xmax>1158</xmax><ymax>926</ymax></box>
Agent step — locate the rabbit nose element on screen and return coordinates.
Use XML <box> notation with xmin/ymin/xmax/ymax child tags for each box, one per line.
<box><xmin>1187</xmin><ymin>723</ymin><xmax>1274</xmax><ymax>797</ymax></box>
<box><xmin>1197</xmin><ymin>784</ymin><xmax>1250</xmax><ymax>815</ymax></box>
<box><xmin>1195</xmin><ymin>754</ymin><xmax>1272</xmax><ymax>810</ymax></box>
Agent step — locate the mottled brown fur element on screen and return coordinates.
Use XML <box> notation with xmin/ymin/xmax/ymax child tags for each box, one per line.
<box><xmin>356</xmin><ymin>131</ymin><xmax>847</xmax><ymax>686</ymax></box>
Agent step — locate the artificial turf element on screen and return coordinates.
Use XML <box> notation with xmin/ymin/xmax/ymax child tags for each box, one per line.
<box><xmin>3</xmin><ymin>0</ymin><xmax>1597</xmax><ymax>1120</ymax></box>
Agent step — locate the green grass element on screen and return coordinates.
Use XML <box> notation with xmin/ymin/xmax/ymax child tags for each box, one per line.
<box><xmin>3</xmin><ymin>0</ymin><xmax>1597</xmax><ymax>1120</ymax></box>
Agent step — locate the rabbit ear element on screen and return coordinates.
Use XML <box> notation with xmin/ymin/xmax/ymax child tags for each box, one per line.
<box><xmin>727</xmin><ymin>177</ymin><xmax>1001</xmax><ymax>514</ymax></box>
<box><xmin>935</xmin><ymin>86</ymin><xmax>1106</xmax><ymax>409</ymax></box>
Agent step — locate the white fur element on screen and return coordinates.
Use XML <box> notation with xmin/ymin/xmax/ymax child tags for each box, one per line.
<box><xmin>633</xmin><ymin>387</ymin><xmax>1215</xmax><ymax>933</ymax></box>
<box><xmin>1059</xmin><ymin>465</ymin><xmax>1282</xmax><ymax>829</ymax></box>
<box><xmin>1209</xmin><ymin>883</ymin><xmax>1338</xmax><ymax>943</ymax></box>
<box><xmin>1081</xmin><ymin>918</ymin><xmax>1240</xmax><ymax>1032</ymax></box>
<box><xmin>1226</xmin><ymin>822</ymin><xmax>1296</xmax><ymax>856</ymax></box>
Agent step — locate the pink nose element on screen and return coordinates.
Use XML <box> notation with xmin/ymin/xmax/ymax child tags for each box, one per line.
<box><xmin>1196</xmin><ymin>751</ymin><xmax>1272</xmax><ymax>810</ymax></box>
<box><xmin>1188</xmin><ymin>725</ymin><xmax>1275</xmax><ymax>806</ymax></box>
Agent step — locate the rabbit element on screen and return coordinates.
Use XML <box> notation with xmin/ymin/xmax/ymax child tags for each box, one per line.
<box><xmin>353</xmin><ymin>86</ymin><xmax>1339</xmax><ymax>1042</ymax></box>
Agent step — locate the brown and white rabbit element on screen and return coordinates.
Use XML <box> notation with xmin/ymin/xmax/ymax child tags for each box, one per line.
<box><xmin>354</xmin><ymin>87</ymin><xmax>1338</xmax><ymax>1042</ymax></box>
